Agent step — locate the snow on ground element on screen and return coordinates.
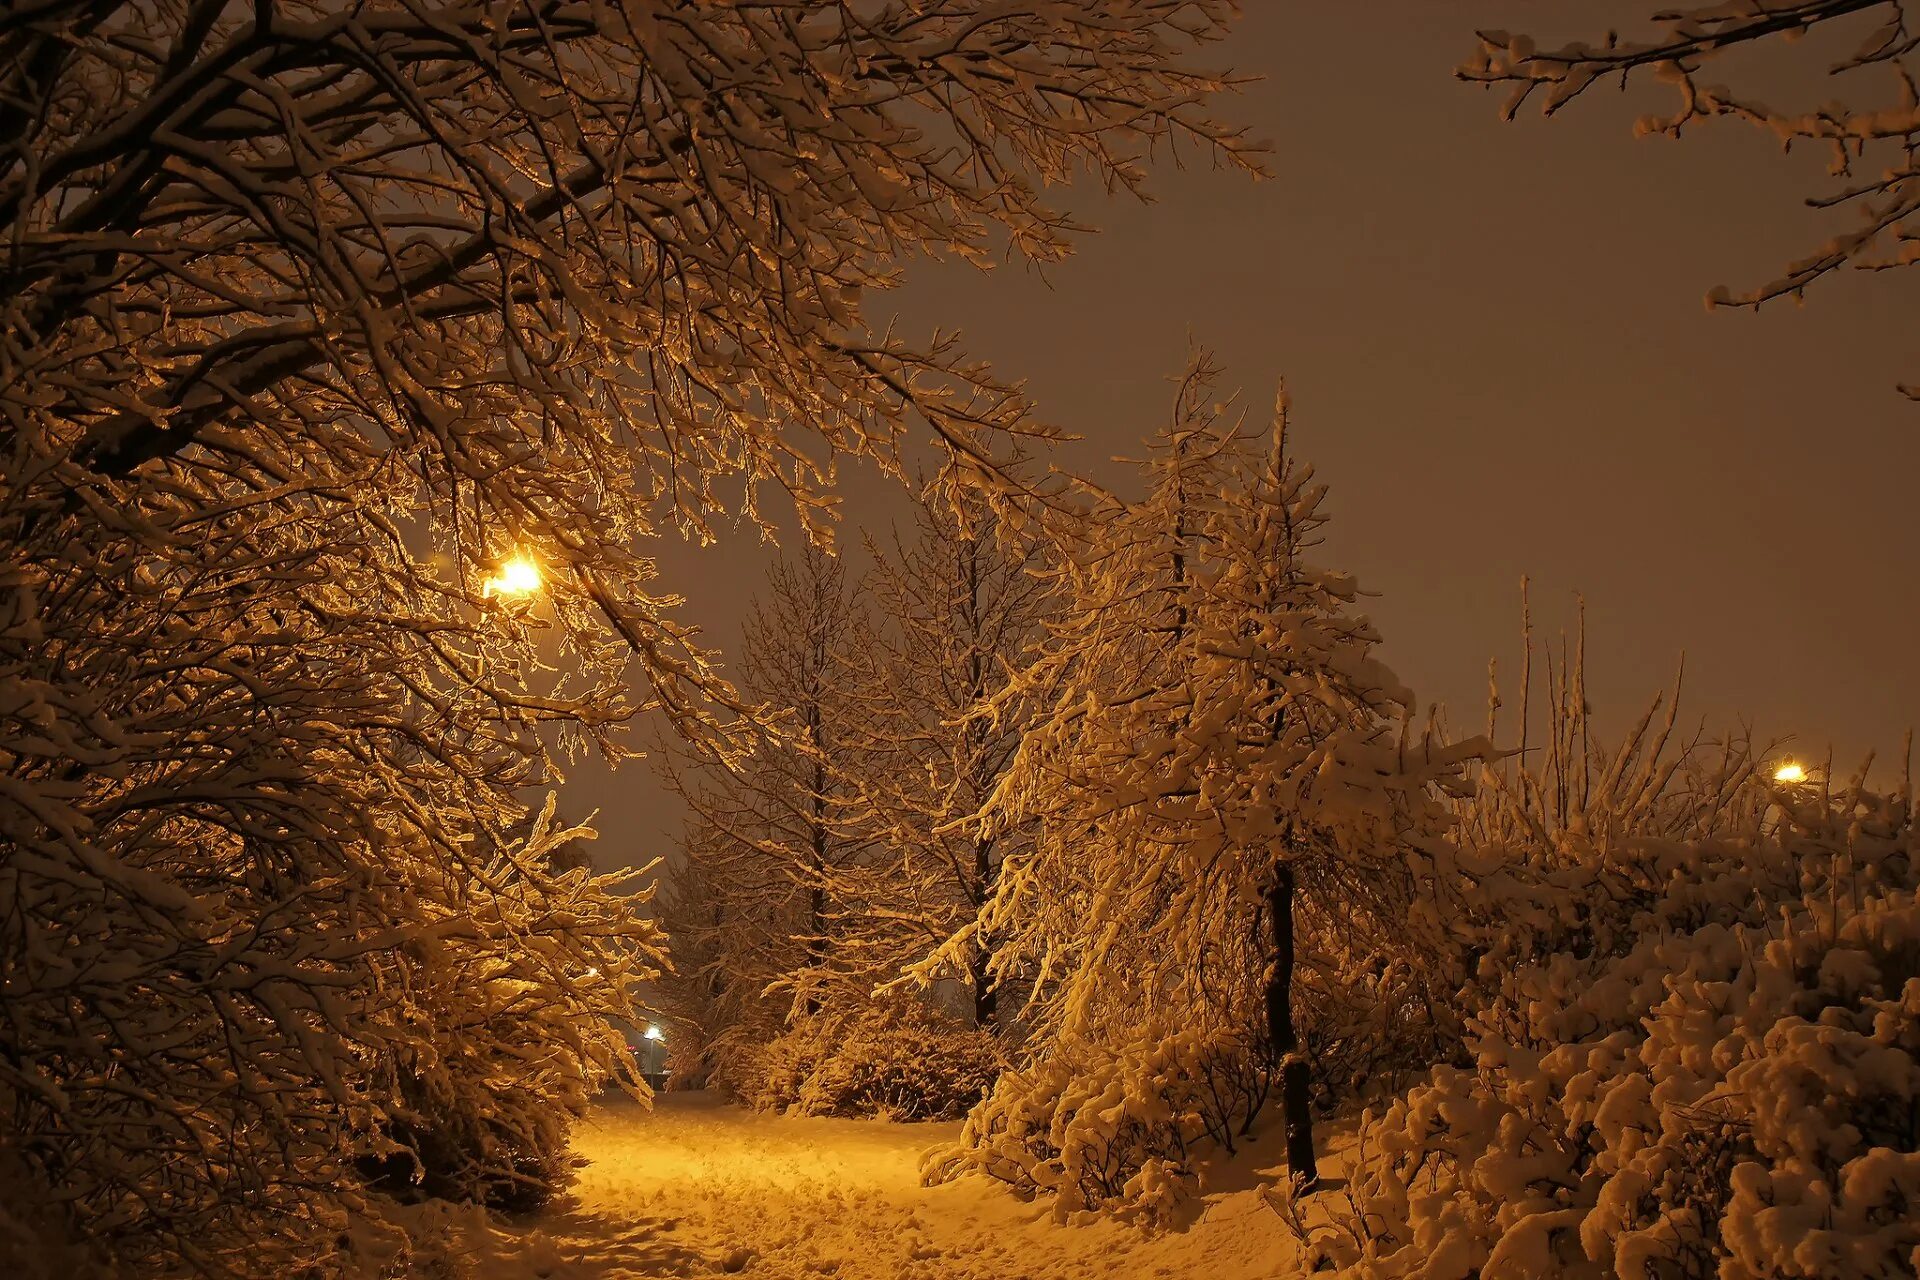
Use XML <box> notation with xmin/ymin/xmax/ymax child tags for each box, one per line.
<box><xmin>446</xmin><ymin>1091</ymin><xmax>1329</xmax><ymax>1280</ymax></box>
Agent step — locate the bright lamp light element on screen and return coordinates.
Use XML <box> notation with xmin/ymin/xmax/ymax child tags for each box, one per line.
<box><xmin>484</xmin><ymin>555</ymin><xmax>542</xmax><ymax>597</ymax></box>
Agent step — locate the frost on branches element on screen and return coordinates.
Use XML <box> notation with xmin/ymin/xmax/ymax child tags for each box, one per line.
<box><xmin>923</xmin><ymin>356</ymin><xmax>1488</xmax><ymax>1213</ymax></box>
<box><xmin>0</xmin><ymin>1</ymin><xmax>1253</xmax><ymax>1272</ymax></box>
<box><xmin>1461</xmin><ymin>2</ymin><xmax>1920</xmax><ymax>396</ymax></box>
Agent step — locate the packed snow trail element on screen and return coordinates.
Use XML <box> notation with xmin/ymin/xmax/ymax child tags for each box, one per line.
<box><xmin>466</xmin><ymin>1091</ymin><xmax>1315</xmax><ymax>1279</ymax></box>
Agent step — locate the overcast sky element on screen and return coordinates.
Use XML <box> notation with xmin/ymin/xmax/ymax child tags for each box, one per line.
<box><xmin>568</xmin><ymin>4</ymin><xmax>1919</xmax><ymax>867</ymax></box>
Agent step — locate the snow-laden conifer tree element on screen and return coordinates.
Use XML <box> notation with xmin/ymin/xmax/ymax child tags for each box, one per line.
<box><xmin>931</xmin><ymin>357</ymin><xmax>1487</xmax><ymax>1192</ymax></box>
<box><xmin>836</xmin><ymin>488</ymin><xmax>1056</xmax><ymax>1031</ymax></box>
<box><xmin>655</xmin><ymin>549</ymin><xmax>876</xmax><ymax>1095</ymax></box>
<box><xmin>651</xmin><ymin>811</ymin><xmax>806</xmax><ymax>1090</ymax></box>
<box><xmin>1</xmin><ymin>2</ymin><xmax>1254</xmax><ymax>1269</ymax></box>
<box><xmin>659</xmin><ymin>526</ymin><xmax>1033</xmax><ymax>1114</ymax></box>
<box><xmin>725</xmin><ymin>549</ymin><xmax>877</xmax><ymax>1016</ymax></box>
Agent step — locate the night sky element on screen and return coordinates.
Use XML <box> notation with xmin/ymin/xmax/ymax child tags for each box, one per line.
<box><xmin>568</xmin><ymin>4</ymin><xmax>1919</xmax><ymax>869</ymax></box>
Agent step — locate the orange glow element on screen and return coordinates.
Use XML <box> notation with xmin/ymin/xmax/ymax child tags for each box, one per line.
<box><xmin>1773</xmin><ymin>761</ymin><xmax>1807</xmax><ymax>784</ymax></box>
<box><xmin>484</xmin><ymin>555</ymin><xmax>542</xmax><ymax>597</ymax></box>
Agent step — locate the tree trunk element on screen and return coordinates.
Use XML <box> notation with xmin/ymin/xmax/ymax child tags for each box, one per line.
<box><xmin>804</xmin><ymin>881</ymin><xmax>826</xmax><ymax>1016</ymax></box>
<box><xmin>804</xmin><ymin>728</ymin><xmax>828</xmax><ymax>1016</ymax></box>
<box><xmin>1265</xmin><ymin>863</ymin><xmax>1318</xmax><ymax>1190</ymax></box>
<box><xmin>970</xmin><ymin>949</ymin><xmax>998</xmax><ymax>1029</ymax></box>
<box><xmin>971</xmin><ymin>835</ymin><xmax>998</xmax><ymax>1031</ymax></box>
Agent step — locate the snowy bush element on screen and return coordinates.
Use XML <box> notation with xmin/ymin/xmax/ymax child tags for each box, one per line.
<box><xmin>924</xmin><ymin>1023</ymin><xmax>1273</xmax><ymax>1221</ymax></box>
<box><xmin>1291</xmin><ymin>775</ymin><xmax>1920</xmax><ymax>1279</ymax></box>
<box><xmin>743</xmin><ymin>1001</ymin><xmax>1003</xmax><ymax>1122</ymax></box>
<box><xmin>1294</xmin><ymin>923</ymin><xmax>1462</xmax><ymax>1109</ymax></box>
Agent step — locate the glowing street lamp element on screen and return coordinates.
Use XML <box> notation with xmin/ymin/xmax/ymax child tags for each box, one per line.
<box><xmin>633</xmin><ymin>1024</ymin><xmax>669</xmax><ymax>1088</ymax></box>
<box><xmin>483</xmin><ymin>554</ymin><xmax>543</xmax><ymax>598</ymax></box>
<box><xmin>1772</xmin><ymin>760</ymin><xmax>1808</xmax><ymax>785</ymax></box>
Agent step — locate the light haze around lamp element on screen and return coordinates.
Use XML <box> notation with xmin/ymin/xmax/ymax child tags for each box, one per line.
<box><xmin>483</xmin><ymin>554</ymin><xmax>543</xmax><ymax>598</ymax></box>
<box><xmin>636</xmin><ymin>1024</ymin><xmax>668</xmax><ymax>1090</ymax></box>
<box><xmin>1761</xmin><ymin>758</ymin><xmax>1815</xmax><ymax>840</ymax></box>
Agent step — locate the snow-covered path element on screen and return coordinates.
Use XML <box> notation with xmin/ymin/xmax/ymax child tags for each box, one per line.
<box><xmin>463</xmin><ymin>1091</ymin><xmax>1312</xmax><ymax>1280</ymax></box>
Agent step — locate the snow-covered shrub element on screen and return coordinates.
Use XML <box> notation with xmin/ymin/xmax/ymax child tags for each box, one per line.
<box><xmin>1292</xmin><ymin>776</ymin><xmax>1920</xmax><ymax>1279</ymax></box>
<box><xmin>350</xmin><ymin>808</ymin><xmax>661</xmax><ymax>1215</ymax></box>
<box><xmin>360</xmin><ymin>1000</ymin><xmax>589</xmax><ymax>1212</ymax></box>
<box><xmin>924</xmin><ymin>1023</ymin><xmax>1273</xmax><ymax>1221</ymax></box>
<box><xmin>744</xmin><ymin>1001</ymin><xmax>1002</xmax><ymax>1121</ymax></box>
<box><xmin>1444</xmin><ymin>649</ymin><xmax>1779</xmax><ymax>960</ymax></box>
<box><xmin>1294</xmin><ymin>925</ymin><xmax>1461</xmax><ymax>1108</ymax></box>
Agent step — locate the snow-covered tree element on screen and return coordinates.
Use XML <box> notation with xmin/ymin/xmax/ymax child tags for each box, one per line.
<box><xmin>725</xmin><ymin>549</ymin><xmax>877</xmax><ymax>1014</ymax></box>
<box><xmin>655</xmin><ymin>548</ymin><xmax>876</xmax><ymax>1093</ymax></box>
<box><xmin>651</xmin><ymin>810</ymin><xmax>802</xmax><ymax>1089</ymax></box>
<box><xmin>2</xmin><ymin>2</ymin><xmax>1254</xmax><ymax>1268</ymax></box>
<box><xmin>1461</xmin><ymin>3</ymin><xmax>1920</xmax><ymax>396</ymax></box>
<box><xmin>930</xmin><ymin>357</ymin><xmax>1486</xmax><ymax>1193</ymax></box>
<box><xmin>658</xmin><ymin>530</ymin><xmax>1030</xmax><ymax>1114</ymax></box>
<box><xmin>838</xmin><ymin>487</ymin><xmax>1057</xmax><ymax>1030</ymax></box>
<box><xmin>0</xmin><ymin>493</ymin><xmax>666</xmax><ymax>1275</ymax></box>
<box><xmin>7</xmin><ymin>0</ymin><xmax>1255</xmax><ymax>532</ymax></box>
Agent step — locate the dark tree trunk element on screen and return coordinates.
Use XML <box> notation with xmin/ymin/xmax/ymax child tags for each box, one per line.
<box><xmin>804</xmin><ymin>720</ymin><xmax>828</xmax><ymax>1017</ymax></box>
<box><xmin>1265</xmin><ymin>863</ymin><xmax>1318</xmax><ymax>1190</ymax></box>
<box><xmin>804</xmin><ymin>881</ymin><xmax>826</xmax><ymax>1016</ymax></box>
<box><xmin>970</xmin><ymin>941</ymin><xmax>998</xmax><ymax>1030</ymax></box>
<box><xmin>971</xmin><ymin>835</ymin><xmax>998</xmax><ymax>1030</ymax></box>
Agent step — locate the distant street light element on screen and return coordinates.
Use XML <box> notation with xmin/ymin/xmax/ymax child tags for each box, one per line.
<box><xmin>635</xmin><ymin>1025</ymin><xmax>668</xmax><ymax>1090</ymax></box>
<box><xmin>1773</xmin><ymin>760</ymin><xmax>1808</xmax><ymax>785</ymax></box>
<box><xmin>484</xmin><ymin>554</ymin><xmax>543</xmax><ymax>598</ymax></box>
